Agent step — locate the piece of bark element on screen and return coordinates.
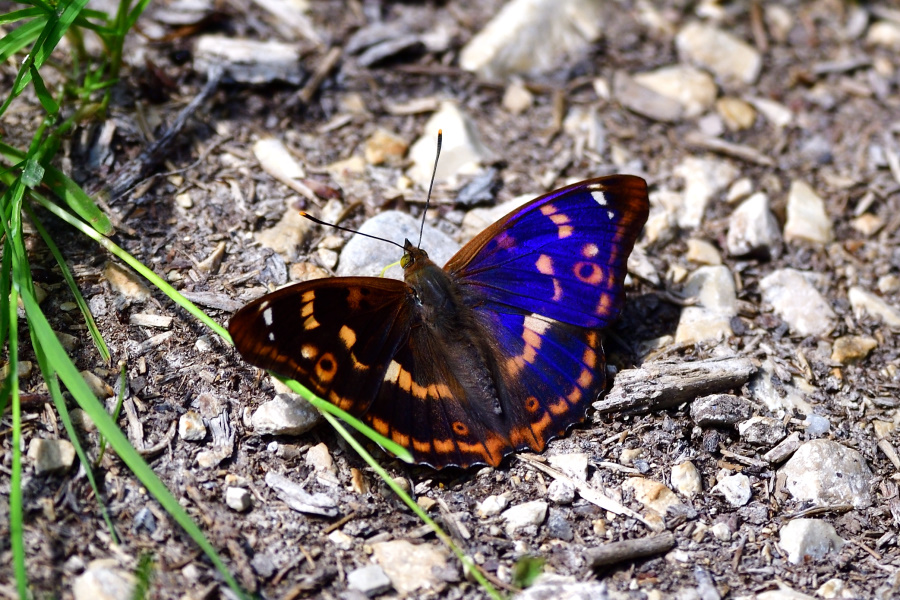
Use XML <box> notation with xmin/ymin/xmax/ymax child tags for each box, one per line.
<box><xmin>594</xmin><ymin>357</ymin><xmax>757</xmax><ymax>415</ymax></box>
<box><xmin>586</xmin><ymin>532</ymin><xmax>676</xmax><ymax>568</ymax></box>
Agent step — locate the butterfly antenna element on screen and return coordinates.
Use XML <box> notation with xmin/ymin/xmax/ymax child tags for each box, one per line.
<box><xmin>417</xmin><ymin>129</ymin><xmax>442</xmax><ymax>248</ymax></box>
<box><xmin>300</xmin><ymin>212</ymin><xmax>404</xmax><ymax>249</ymax></box>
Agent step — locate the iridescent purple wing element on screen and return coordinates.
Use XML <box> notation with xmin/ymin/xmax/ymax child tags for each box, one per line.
<box><xmin>445</xmin><ymin>175</ymin><xmax>650</xmax><ymax>328</ymax></box>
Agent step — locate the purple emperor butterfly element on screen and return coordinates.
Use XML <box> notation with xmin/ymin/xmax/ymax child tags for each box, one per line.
<box><xmin>229</xmin><ymin>175</ymin><xmax>649</xmax><ymax>469</ymax></box>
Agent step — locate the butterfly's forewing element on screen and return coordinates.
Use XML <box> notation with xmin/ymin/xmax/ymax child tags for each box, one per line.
<box><xmin>228</xmin><ymin>277</ymin><xmax>413</xmax><ymax>416</ymax></box>
<box><xmin>446</xmin><ymin>175</ymin><xmax>649</xmax><ymax>328</ymax></box>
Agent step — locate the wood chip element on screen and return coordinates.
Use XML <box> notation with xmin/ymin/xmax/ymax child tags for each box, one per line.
<box><xmin>129</xmin><ymin>313</ymin><xmax>174</xmax><ymax>329</ymax></box>
<box><xmin>594</xmin><ymin>357</ymin><xmax>757</xmax><ymax>415</ymax></box>
<box><xmin>684</xmin><ymin>131</ymin><xmax>775</xmax><ymax>166</ymax></box>
<box><xmin>586</xmin><ymin>532</ymin><xmax>676</xmax><ymax>568</ymax></box>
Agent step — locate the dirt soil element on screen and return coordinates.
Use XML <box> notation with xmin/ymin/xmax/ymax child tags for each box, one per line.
<box><xmin>3</xmin><ymin>1</ymin><xmax>900</xmax><ymax>599</ymax></box>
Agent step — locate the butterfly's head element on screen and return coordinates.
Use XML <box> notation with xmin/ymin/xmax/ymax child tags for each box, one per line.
<box><xmin>401</xmin><ymin>238</ymin><xmax>429</xmax><ymax>269</ymax></box>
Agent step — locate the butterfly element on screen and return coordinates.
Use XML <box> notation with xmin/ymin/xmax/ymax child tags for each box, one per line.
<box><xmin>229</xmin><ymin>175</ymin><xmax>649</xmax><ymax>469</ymax></box>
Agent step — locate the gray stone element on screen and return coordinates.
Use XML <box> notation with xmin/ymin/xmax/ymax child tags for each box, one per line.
<box><xmin>759</xmin><ymin>269</ymin><xmax>836</xmax><ymax>336</ymax></box>
<box><xmin>691</xmin><ymin>394</ymin><xmax>752</xmax><ymax>427</ymax></box>
<box><xmin>674</xmin><ymin>266</ymin><xmax>737</xmax><ymax>344</ymax></box>
<box><xmin>28</xmin><ymin>438</ymin><xmax>76</xmax><ymax>475</ymax></box>
<box><xmin>251</xmin><ymin>393</ymin><xmax>322</xmax><ymax>436</ymax></box>
<box><xmin>784</xmin><ymin>180</ymin><xmax>834</xmax><ymax>244</ymax></box>
<box><xmin>547</xmin><ymin>479</ymin><xmax>576</xmax><ymax>505</ymax></box>
<box><xmin>347</xmin><ymin>564</ymin><xmax>393</xmax><ymax>597</ymax></box>
<box><xmin>255</xmin><ymin>207</ymin><xmax>312</xmax><ymax>261</ymax></box>
<box><xmin>407</xmin><ymin>102</ymin><xmax>494</xmax><ymax>187</ymax></box>
<box><xmin>632</xmin><ymin>65</ymin><xmax>717</xmax><ymax>118</ymax></box>
<box><xmin>502</xmin><ymin>500</ymin><xmax>548</xmax><ymax>534</ymax></box>
<box><xmin>178</xmin><ymin>411</ymin><xmax>206</xmax><ymax>441</ymax></box>
<box><xmin>676</xmin><ymin>22</ymin><xmax>762</xmax><ymax>85</ymax></box>
<box><xmin>780</xmin><ymin>439</ymin><xmax>873</xmax><ymax>509</ymax></box>
<box><xmin>738</xmin><ymin>416</ymin><xmax>787</xmax><ymax>446</ymax></box>
<box><xmin>546</xmin><ymin>508</ymin><xmax>574</xmax><ymax>541</ymax></box>
<box><xmin>712</xmin><ymin>473</ymin><xmax>752</xmax><ymax>507</ymax></box>
<box><xmin>726</xmin><ymin>192</ymin><xmax>782</xmax><ymax>259</ymax></box>
<box><xmin>778</xmin><ymin>519</ymin><xmax>844</xmax><ymax>564</ymax></box>
<box><xmin>764</xmin><ymin>432</ymin><xmax>802</xmax><ymax>465</ymax></box>
<box><xmin>513</xmin><ymin>574</ymin><xmax>611</xmax><ymax>600</ymax></box>
<box><xmin>459</xmin><ymin>0</ymin><xmax>604</xmax><ymax>80</ymax></box>
<box><xmin>371</xmin><ymin>540</ymin><xmax>449</xmax><ymax>595</ymax></box>
<box><xmin>225</xmin><ymin>486</ymin><xmax>252</xmax><ymax>512</ymax></box>
<box><xmin>195</xmin><ymin>36</ymin><xmax>303</xmax><ymax>85</ymax></box>
<box><xmin>804</xmin><ymin>414</ymin><xmax>831</xmax><ymax>436</ymax></box>
<box><xmin>337</xmin><ymin>211</ymin><xmax>460</xmax><ymax>279</ymax></box>
<box><xmin>72</xmin><ymin>560</ymin><xmax>136</xmax><ymax>600</ymax></box>
<box><xmin>848</xmin><ymin>286</ymin><xmax>900</xmax><ymax>327</ymax></box>
<box><xmin>749</xmin><ymin>359</ymin><xmax>814</xmax><ymax>415</ymax></box>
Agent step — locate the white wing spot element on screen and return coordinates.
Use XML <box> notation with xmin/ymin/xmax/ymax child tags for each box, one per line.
<box><xmin>524</xmin><ymin>314</ymin><xmax>552</xmax><ymax>335</ymax></box>
<box><xmin>383</xmin><ymin>360</ymin><xmax>401</xmax><ymax>383</ymax></box>
<box><xmin>262</xmin><ymin>307</ymin><xmax>274</xmax><ymax>326</ymax></box>
<box><xmin>268</xmin><ymin>332</ymin><xmax>275</xmax><ymax>341</ymax></box>
<box><xmin>607</xmin><ymin>210</ymin><xmax>615</xmax><ymax>220</ymax></box>
<box><xmin>591</xmin><ymin>191</ymin><xmax>607</xmax><ymax>206</ymax></box>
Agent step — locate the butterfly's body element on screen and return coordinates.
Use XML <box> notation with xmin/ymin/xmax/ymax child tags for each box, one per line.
<box><xmin>230</xmin><ymin>175</ymin><xmax>650</xmax><ymax>468</ymax></box>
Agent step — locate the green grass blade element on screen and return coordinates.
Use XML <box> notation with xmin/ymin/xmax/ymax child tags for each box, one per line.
<box><xmin>29</xmin><ymin>64</ymin><xmax>60</xmax><ymax>116</ymax></box>
<box><xmin>8</xmin><ymin>286</ymin><xmax>28</xmax><ymax>597</ymax></box>
<box><xmin>24</xmin><ymin>203</ymin><xmax>110</xmax><ymax>360</ymax></box>
<box><xmin>17</xmin><ymin>284</ymin><xmax>248</xmax><ymax>599</ymax></box>
<box><xmin>0</xmin><ymin>7</ymin><xmax>46</xmax><ymax>25</ymax></box>
<box><xmin>0</xmin><ymin>17</ymin><xmax>44</xmax><ymax>64</ymax></box>
<box><xmin>0</xmin><ymin>234</ymin><xmax>12</xmax><ymax>362</ymax></box>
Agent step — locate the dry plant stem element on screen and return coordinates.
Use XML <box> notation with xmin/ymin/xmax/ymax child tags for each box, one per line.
<box><xmin>586</xmin><ymin>532</ymin><xmax>676</xmax><ymax>568</ymax></box>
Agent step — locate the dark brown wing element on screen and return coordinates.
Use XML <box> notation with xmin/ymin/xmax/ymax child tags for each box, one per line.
<box><xmin>228</xmin><ymin>277</ymin><xmax>414</xmax><ymax>416</ymax></box>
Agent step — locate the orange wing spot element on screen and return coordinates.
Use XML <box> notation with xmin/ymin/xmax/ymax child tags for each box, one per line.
<box><xmin>369</xmin><ymin>416</ymin><xmax>389</xmax><ymax>435</ymax></box>
<box><xmin>301</xmin><ymin>290</ymin><xmax>315</xmax><ymax>303</ymax></box>
<box><xmin>509</xmin><ymin>425</ymin><xmax>540</xmax><ymax>449</ymax></box>
<box><xmin>586</xmin><ymin>331</ymin><xmax>598</xmax><ymax>346</ymax></box>
<box><xmin>558</xmin><ymin>225</ymin><xmax>573</xmax><ymax>239</ymax></box>
<box><xmin>301</xmin><ymin>302</ymin><xmax>314</xmax><ymax>317</ymax></box>
<box><xmin>567</xmin><ymin>387</ymin><xmax>582</xmax><ymax>403</ymax></box>
<box><xmin>505</xmin><ymin>355</ymin><xmax>526</xmax><ymax>376</ymax></box>
<box><xmin>349</xmin><ymin>352</ymin><xmax>369</xmax><ymax>371</ymax></box>
<box><xmin>433</xmin><ymin>383</ymin><xmax>453</xmax><ymax>398</ymax></box>
<box><xmin>577</xmin><ymin>368</ymin><xmax>593</xmax><ymax>388</ymax></box>
<box><xmin>549</xmin><ymin>398</ymin><xmax>570</xmax><ymax>415</ymax></box>
<box><xmin>304</xmin><ymin>315</ymin><xmax>320</xmax><ymax>330</ymax></box>
<box><xmin>495</xmin><ymin>232</ymin><xmax>516</xmax><ymax>250</ymax></box>
<box><xmin>329</xmin><ymin>390</ymin><xmax>354</xmax><ymax>411</ymax></box>
<box><xmin>582</xmin><ymin>346</ymin><xmax>597</xmax><ymax>369</ymax></box>
<box><xmin>391</xmin><ymin>430</ymin><xmax>410</xmax><ymax>448</ymax></box>
<box><xmin>595</xmin><ymin>294</ymin><xmax>613</xmax><ymax>316</ymax></box>
<box><xmin>525</xmin><ymin>396</ymin><xmax>541</xmax><ymax>413</ymax></box>
<box><xmin>315</xmin><ymin>353</ymin><xmax>338</xmax><ymax>382</ymax></box>
<box><xmin>347</xmin><ymin>287</ymin><xmax>362</xmax><ymax>309</ymax></box>
<box><xmin>412</xmin><ymin>438</ymin><xmax>432</xmax><ymax>454</ymax></box>
<box><xmin>339</xmin><ymin>325</ymin><xmax>357</xmax><ymax>348</ymax></box>
<box><xmin>523</xmin><ymin>344</ymin><xmax>537</xmax><ymax>364</ymax></box>
<box><xmin>411</xmin><ymin>380</ymin><xmax>428</xmax><ymax>400</ymax></box>
<box><xmin>452</xmin><ymin>421</ymin><xmax>469</xmax><ymax>436</ymax></box>
<box><xmin>528</xmin><ymin>413</ymin><xmax>553</xmax><ymax>448</ymax></box>
<box><xmin>535</xmin><ymin>254</ymin><xmax>554</xmax><ymax>275</ymax></box>
<box><xmin>550</xmin><ymin>213</ymin><xmax>570</xmax><ymax>225</ymax></box>
<box><xmin>301</xmin><ymin>344</ymin><xmax>317</xmax><ymax>360</ymax></box>
<box><xmin>398</xmin><ymin>367</ymin><xmax>412</xmax><ymax>393</ymax></box>
<box><xmin>522</xmin><ymin>328</ymin><xmax>542</xmax><ymax>350</ymax></box>
<box><xmin>434</xmin><ymin>438</ymin><xmax>455</xmax><ymax>455</ymax></box>
<box><xmin>540</xmin><ymin>203</ymin><xmax>557</xmax><ymax>216</ymax></box>
<box><xmin>574</xmin><ymin>262</ymin><xmax>604</xmax><ymax>285</ymax></box>
<box><xmin>582</xmin><ymin>243</ymin><xmax>599</xmax><ymax>258</ymax></box>
<box><xmin>552</xmin><ymin>278</ymin><xmax>563</xmax><ymax>301</ymax></box>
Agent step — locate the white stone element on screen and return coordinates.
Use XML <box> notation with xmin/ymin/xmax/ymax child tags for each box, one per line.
<box><xmin>501</xmin><ymin>500</ymin><xmax>548</xmax><ymax>534</ymax></box>
<box><xmin>749</xmin><ymin>359</ymin><xmax>814</xmax><ymax>416</ymax></box>
<box><xmin>72</xmin><ymin>561</ymin><xmax>136</xmax><ymax>600</ymax></box>
<box><xmin>250</xmin><ymin>393</ymin><xmax>322</xmax><ymax>436</ymax></box>
<box><xmin>674</xmin><ymin>157</ymin><xmax>739</xmax><ymax>228</ymax></box>
<box><xmin>407</xmin><ymin>102</ymin><xmax>494</xmax><ymax>187</ymax></box>
<box><xmin>632</xmin><ymin>65</ymin><xmax>718</xmax><ymax>118</ymax></box>
<box><xmin>726</xmin><ymin>178</ymin><xmax>753</xmax><ymax>203</ymax></box>
<box><xmin>255</xmin><ymin>207</ymin><xmax>312</xmax><ymax>260</ymax></box>
<box><xmin>686</xmin><ymin>238</ymin><xmax>722</xmax><ymax>265</ymax></box>
<box><xmin>710</xmin><ymin>521</ymin><xmax>733</xmax><ymax>542</ymax></box>
<box><xmin>306</xmin><ymin>442</ymin><xmax>335</xmax><ymax>473</ymax></box>
<box><xmin>712</xmin><ymin>473</ymin><xmax>752</xmax><ymax>507</ymax></box>
<box><xmin>178</xmin><ymin>411</ymin><xmax>206</xmax><ymax>441</ymax></box>
<box><xmin>848</xmin><ymin>286</ymin><xmax>900</xmax><ymax>327</ymax></box>
<box><xmin>28</xmin><ymin>438</ymin><xmax>76</xmax><ymax>475</ymax></box>
<box><xmin>328</xmin><ymin>530</ymin><xmax>354</xmax><ymax>550</ymax></box>
<box><xmin>759</xmin><ymin>269</ymin><xmax>836</xmax><ymax>336</ymax></box>
<box><xmin>347</xmin><ymin>564</ymin><xmax>393</xmax><ymax>597</ymax></box>
<box><xmin>671</xmin><ymin>461</ymin><xmax>702</xmax><ymax>498</ymax></box>
<box><xmin>780</xmin><ymin>440</ymin><xmax>873</xmax><ymax>509</ymax></box>
<box><xmin>546</xmin><ymin>479</ymin><xmax>576</xmax><ymax>504</ymax></box>
<box><xmin>337</xmin><ymin>211</ymin><xmax>460</xmax><ymax>279</ymax></box>
<box><xmin>225</xmin><ymin>486</ymin><xmax>252</xmax><ymax>512</ymax></box>
<box><xmin>477</xmin><ymin>494</ymin><xmax>509</xmax><ymax>517</ymax></box>
<box><xmin>674</xmin><ymin>266</ymin><xmax>737</xmax><ymax>344</ymax></box>
<box><xmin>738</xmin><ymin>416</ymin><xmax>787</xmax><ymax>446</ymax></box>
<box><xmin>503</xmin><ymin>80</ymin><xmax>533</xmax><ymax>114</ymax></box>
<box><xmin>716</xmin><ymin>97</ymin><xmax>757</xmax><ymax>130</ymax></box>
<box><xmin>103</xmin><ymin>263</ymin><xmax>151</xmax><ymax>303</ymax></box>
<box><xmin>778</xmin><ymin>519</ymin><xmax>844</xmax><ymax>564</ymax></box>
<box><xmin>784</xmin><ymin>180</ymin><xmax>834</xmax><ymax>244</ymax></box>
<box><xmin>747</xmin><ymin>97</ymin><xmax>794</xmax><ymax>128</ymax></box>
<box><xmin>459</xmin><ymin>0</ymin><xmax>604</xmax><ymax>80</ymax></box>
<box><xmin>547</xmin><ymin>452</ymin><xmax>589</xmax><ymax>481</ymax></box>
<box><xmin>867</xmin><ymin>21</ymin><xmax>900</xmax><ymax>49</ymax></box>
<box><xmin>371</xmin><ymin>540</ymin><xmax>449</xmax><ymax>595</ymax></box>
<box><xmin>816</xmin><ymin>578</ymin><xmax>855</xmax><ymax>599</ymax></box>
<box><xmin>676</xmin><ymin>22</ymin><xmax>762</xmax><ymax>85</ymax></box>
<box><xmin>726</xmin><ymin>192</ymin><xmax>782</xmax><ymax>258</ymax></box>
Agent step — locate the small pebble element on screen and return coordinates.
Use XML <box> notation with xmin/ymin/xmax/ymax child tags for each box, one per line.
<box><xmin>547</xmin><ymin>479</ymin><xmax>576</xmax><ymax>504</ymax></box>
<box><xmin>848</xmin><ymin>286</ymin><xmax>900</xmax><ymax>327</ymax></box>
<box><xmin>347</xmin><ymin>564</ymin><xmax>393</xmax><ymax>597</ymax></box>
<box><xmin>778</xmin><ymin>519</ymin><xmax>844</xmax><ymax>564</ymax></box>
<box><xmin>178</xmin><ymin>411</ymin><xmax>206</xmax><ymax>442</ymax></box>
<box><xmin>780</xmin><ymin>439</ymin><xmax>873</xmax><ymax>509</ymax></box>
<box><xmin>784</xmin><ymin>180</ymin><xmax>834</xmax><ymax>244</ymax></box>
<box><xmin>738</xmin><ymin>416</ymin><xmax>787</xmax><ymax>446</ymax></box>
<box><xmin>671</xmin><ymin>461</ymin><xmax>702</xmax><ymax>498</ymax></box>
<box><xmin>501</xmin><ymin>501</ymin><xmax>548</xmax><ymax>535</ymax></box>
<box><xmin>712</xmin><ymin>473</ymin><xmax>752</xmax><ymax>507</ymax></box>
<box><xmin>831</xmin><ymin>335</ymin><xmax>877</xmax><ymax>364</ymax></box>
<box><xmin>225</xmin><ymin>486</ymin><xmax>251</xmax><ymax>512</ymax></box>
<box><xmin>251</xmin><ymin>393</ymin><xmax>323</xmax><ymax>436</ymax></box>
<box><xmin>691</xmin><ymin>394</ymin><xmax>752</xmax><ymax>427</ymax></box>
<box><xmin>477</xmin><ymin>494</ymin><xmax>509</xmax><ymax>517</ymax></box>
<box><xmin>28</xmin><ymin>438</ymin><xmax>76</xmax><ymax>475</ymax></box>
